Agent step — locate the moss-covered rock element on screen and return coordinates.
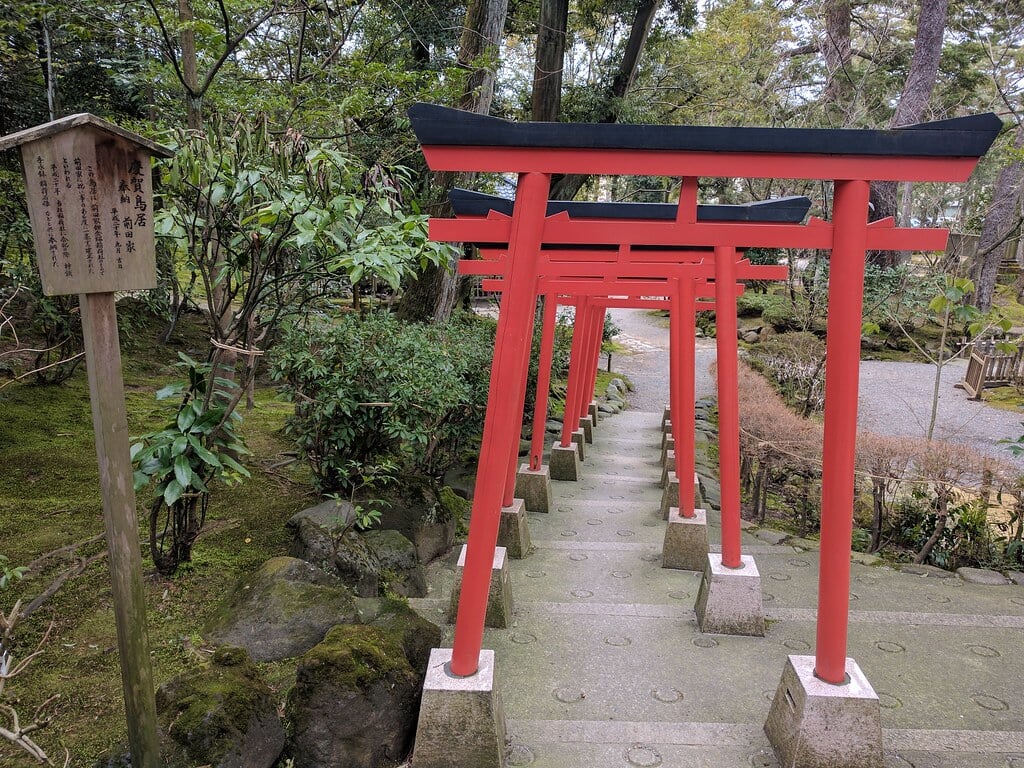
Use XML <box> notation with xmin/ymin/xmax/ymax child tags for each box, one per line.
<box><xmin>285</xmin><ymin>624</ymin><xmax>422</xmax><ymax>768</ymax></box>
<box><xmin>364</xmin><ymin>528</ymin><xmax>427</xmax><ymax>597</ymax></box>
<box><xmin>155</xmin><ymin>646</ymin><xmax>284</xmax><ymax>768</ymax></box>
<box><xmin>354</xmin><ymin>595</ymin><xmax>443</xmax><ymax>673</ymax></box>
<box><xmin>288</xmin><ymin>503</ymin><xmax>382</xmax><ymax>596</ymax></box>
<box><xmin>204</xmin><ymin>556</ymin><xmax>357</xmax><ymax>661</ymax></box>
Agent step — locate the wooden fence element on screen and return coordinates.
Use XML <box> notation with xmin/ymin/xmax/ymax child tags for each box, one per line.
<box><xmin>962</xmin><ymin>341</ymin><xmax>1024</xmax><ymax>399</ymax></box>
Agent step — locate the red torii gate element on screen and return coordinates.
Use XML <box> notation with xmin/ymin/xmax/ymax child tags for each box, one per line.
<box><xmin>455</xmin><ymin>189</ymin><xmax>806</xmax><ymax>505</ymax></box>
<box><xmin>409</xmin><ymin>104</ymin><xmax>1001</xmax><ymax>768</ymax></box>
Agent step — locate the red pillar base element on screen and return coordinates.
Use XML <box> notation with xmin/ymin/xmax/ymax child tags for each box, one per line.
<box><xmin>660</xmin><ymin>472</ymin><xmax>679</xmax><ymax>520</ymax></box>
<box><xmin>579</xmin><ymin>415</ymin><xmax>594</xmax><ymax>444</ymax></box>
<box><xmin>764</xmin><ymin>655</ymin><xmax>882</xmax><ymax>768</ymax></box>
<box><xmin>449</xmin><ymin>546</ymin><xmax>513</xmax><ymax>629</ymax></box>
<box><xmin>413</xmin><ymin>648</ymin><xmax>506</xmax><ymax>768</ymax></box>
<box><xmin>497</xmin><ymin>499</ymin><xmax>531</xmax><ymax>559</ymax></box>
<box><xmin>515</xmin><ymin>464</ymin><xmax>552</xmax><ymax>513</ymax></box>
<box><xmin>550</xmin><ymin>441</ymin><xmax>582</xmax><ymax>481</ymax></box>
<box><xmin>570</xmin><ymin>429</ymin><xmax>586</xmax><ymax>460</ymax></box>
<box><xmin>660</xmin><ymin>436</ymin><xmax>676</xmax><ymax>468</ymax></box>
<box><xmin>661</xmin><ymin>507</ymin><xmax>709</xmax><ymax>571</ymax></box>
<box><xmin>694</xmin><ymin>554</ymin><xmax>765</xmax><ymax>636</ymax></box>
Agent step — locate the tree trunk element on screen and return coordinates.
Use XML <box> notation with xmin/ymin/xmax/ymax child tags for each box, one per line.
<box><xmin>396</xmin><ymin>0</ymin><xmax>509</xmax><ymax>323</ymax></box>
<box><xmin>531</xmin><ymin>0</ymin><xmax>569</xmax><ymax>122</ymax></box>
<box><xmin>869</xmin><ymin>477</ymin><xmax>885</xmax><ymax>553</ymax></box>
<box><xmin>550</xmin><ymin>0</ymin><xmax>661</xmax><ymax>201</ymax></box>
<box><xmin>914</xmin><ymin>488</ymin><xmax>949</xmax><ymax>564</ymax></box>
<box><xmin>821</xmin><ymin>0</ymin><xmax>852</xmax><ymax>105</ymax></box>
<box><xmin>868</xmin><ymin>0</ymin><xmax>950</xmax><ymax>267</ymax></box>
<box><xmin>177</xmin><ymin>0</ymin><xmax>202</xmax><ymax>129</ymax></box>
<box><xmin>972</xmin><ymin>122</ymin><xmax>1024</xmax><ymax>312</ymax></box>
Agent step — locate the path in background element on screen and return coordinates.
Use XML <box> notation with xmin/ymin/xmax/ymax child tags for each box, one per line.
<box><xmin>607</xmin><ymin>308</ymin><xmax>1023</xmax><ymax>468</ymax></box>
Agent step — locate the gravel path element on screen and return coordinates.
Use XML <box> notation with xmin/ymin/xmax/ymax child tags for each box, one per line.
<box><xmin>607</xmin><ymin>308</ymin><xmax>1024</xmax><ymax>468</ymax></box>
<box><xmin>607</xmin><ymin>308</ymin><xmax>717</xmax><ymax>410</ymax></box>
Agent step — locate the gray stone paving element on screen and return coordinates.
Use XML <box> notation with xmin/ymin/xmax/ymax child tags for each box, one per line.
<box><xmin>413</xmin><ymin>404</ymin><xmax>1024</xmax><ymax>767</ymax></box>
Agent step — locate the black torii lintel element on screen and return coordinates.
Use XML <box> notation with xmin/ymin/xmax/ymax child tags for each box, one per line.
<box><xmin>449</xmin><ymin>188</ymin><xmax>812</xmax><ymax>223</ymax></box>
<box><xmin>409</xmin><ymin>103</ymin><xmax>1003</xmax><ymax>158</ymax></box>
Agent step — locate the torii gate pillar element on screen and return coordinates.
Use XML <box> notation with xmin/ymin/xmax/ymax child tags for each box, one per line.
<box><xmin>764</xmin><ymin>179</ymin><xmax>883</xmax><ymax>768</ymax></box>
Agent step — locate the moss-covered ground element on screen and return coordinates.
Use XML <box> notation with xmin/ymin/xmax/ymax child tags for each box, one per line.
<box><xmin>0</xmin><ymin>313</ymin><xmax>311</xmax><ymax>765</ymax></box>
<box><xmin>0</xmin><ymin>309</ymin><xmax>620</xmax><ymax>765</ymax></box>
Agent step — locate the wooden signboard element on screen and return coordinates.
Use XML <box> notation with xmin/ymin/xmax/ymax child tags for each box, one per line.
<box><xmin>0</xmin><ymin>114</ymin><xmax>171</xmax><ymax>768</ymax></box>
<box><xmin>0</xmin><ymin>113</ymin><xmax>170</xmax><ymax>295</ymax></box>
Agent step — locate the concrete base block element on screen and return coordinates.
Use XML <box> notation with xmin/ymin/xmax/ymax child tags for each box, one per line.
<box><xmin>661</xmin><ymin>405</ymin><xmax>671</xmax><ymax>430</ymax></box>
<box><xmin>579</xmin><ymin>415</ymin><xmax>594</xmax><ymax>444</ymax></box>
<box><xmin>764</xmin><ymin>655</ymin><xmax>883</xmax><ymax>768</ymax></box>
<box><xmin>661</xmin><ymin>422</ymin><xmax>672</xmax><ymax>448</ymax></box>
<box><xmin>660</xmin><ymin>472</ymin><xmax>679</xmax><ymax>519</ymax></box>
<box><xmin>449</xmin><ymin>545</ymin><xmax>513</xmax><ymax>628</ymax></box>
<box><xmin>693</xmin><ymin>472</ymin><xmax>703</xmax><ymax>509</ymax></box>
<box><xmin>695</xmin><ymin>553</ymin><xmax>765</xmax><ymax>636</ymax></box>
<box><xmin>413</xmin><ymin>648</ymin><xmax>507</xmax><ymax>768</ymax></box>
<box><xmin>550</xmin><ymin>442</ymin><xmax>581</xmax><ymax>481</ymax></box>
<box><xmin>662</xmin><ymin>508</ymin><xmax>709</xmax><ymax>571</ymax></box>
<box><xmin>589</xmin><ymin>400</ymin><xmax>599</xmax><ymax>425</ymax></box>
<box><xmin>570</xmin><ymin>428</ymin><xmax>586</xmax><ymax>460</ymax></box>
<box><xmin>660</xmin><ymin>450</ymin><xmax>675</xmax><ymax>487</ymax></box>
<box><xmin>515</xmin><ymin>464</ymin><xmax>552</xmax><ymax>513</ymax></box>
<box><xmin>660</xmin><ymin>435</ymin><xmax>675</xmax><ymax>467</ymax></box>
<box><xmin>497</xmin><ymin>499</ymin><xmax>531</xmax><ymax>559</ymax></box>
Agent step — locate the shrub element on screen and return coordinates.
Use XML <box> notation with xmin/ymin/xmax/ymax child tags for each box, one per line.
<box><xmin>760</xmin><ymin>299</ymin><xmax>799</xmax><ymax>330</ymax></box>
<box><xmin>745</xmin><ymin>332</ymin><xmax>826</xmax><ymax>415</ymax></box>
<box><xmin>272</xmin><ymin>312</ymin><xmax>496</xmax><ymax>492</ymax></box>
<box><xmin>736</xmin><ymin>292</ymin><xmax>783</xmax><ymax>318</ymax></box>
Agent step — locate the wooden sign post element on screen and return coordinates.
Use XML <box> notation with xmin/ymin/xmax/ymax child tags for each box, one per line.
<box><xmin>0</xmin><ymin>115</ymin><xmax>172</xmax><ymax>768</ymax></box>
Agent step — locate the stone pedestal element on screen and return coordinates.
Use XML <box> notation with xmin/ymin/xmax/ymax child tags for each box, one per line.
<box><xmin>764</xmin><ymin>656</ymin><xmax>883</xmax><ymax>768</ymax></box>
<box><xmin>550</xmin><ymin>441</ymin><xmax>581</xmax><ymax>481</ymax></box>
<box><xmin>497</xmin><ymin>499</ymin><xmax>531</xmax><ymax>559</ymax></box>
<box><xmin>661</xmin><ymin>404</ymin><xmax>671</xmax><ymax>430</ymax></box>
<box><xmin>589</xmin><ymin>400</ymin><xmax>599</xmax><ymax>426</ymax></box>
<box><xmin>662</xmin><ymin>508</ymin><xmax>709</xmax><ymax>571</ymax></box>
<box><xmin>661</xmin><ymin>422</ymin><xmax>672</xmax><ymax>450</ymax></box>
<box><xmin>515</xmin><ymin>464</ymin><xmax>552</xmax><ymax>513</ymax></box>
<box><xmin>449</xmin><ymin>545</ymin><xmax>513</xmax><ymax>628</ymax></box>
<box><xmin>579</xmin><ymin>415</ymin><xmax>594</xmax><ymax>444</ymax></box>
<box><xmin>660</xmin><ymin>435</ymin><xmax>675</xmax><ymax>467</ymax></box>
<box><xmin>570</xmin><ymin>428</ymin><xmax>586</xmax><ymax>460</ymax></box>
<box><xmin>694</xmin><ymin>554</ymin><xmax>765</xmax><ymax>636</ymax></box>
<box><xmin>660</xmin><ymin>450</ymin><xmax>675</xmax><ymax>487</ymax></box>
<box><xmin>413</xmin><ymin>648</ymin><xmax>506</xmax><ymax>768</ymax></box>
<box><xmin>660</xmin><ymin>472</ymin><xmax>679</xmax><ymax>519</ymax></box>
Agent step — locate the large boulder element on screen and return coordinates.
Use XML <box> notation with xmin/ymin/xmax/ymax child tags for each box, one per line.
<box><xmin>156</xmin><ymin>647</ymin><xmax>285</xmax><ymax>768</ymax></box>
<box><xmin>204</xmin><ymin>557</ymin><xmax>357</xmax><ymax>661</ymax></box>
<box><xmin>363</xmin><ymin>529</ymin><xmax>427</xmax><ymax>597</ymax></box>
<box><xmin>285</xmin><ymin>624</ymin><xmax>423</xmax><ymax>768</ymax></box>
<box><xmin>288</xmin><ymin>503</ymin><xmax>382</xmax><ymax>597</ymax></box>
<box><xmin>354</xmin><ymin>595</ymin><xmax>443</xmax><ymax>672</ymax></box>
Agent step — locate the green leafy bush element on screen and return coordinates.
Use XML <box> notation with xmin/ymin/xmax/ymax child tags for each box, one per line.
<box><xmin>272</xmin><ymin>312</ymin><xmax>496</xmax><ymax>492</ymax></box>
<box><xmin>760</xmin><ymin>298</ymin><xmax>798</xmax><ymax>330</ymax></box>
<box><xmin>736</xmin><ymin>292</ymin><xmax>784</xmax><ymax>318</ymax></box>
<box><xmin>132</xmin><ymin>354</ymin><xmax>251</xmax><ymax>575</ymax></box>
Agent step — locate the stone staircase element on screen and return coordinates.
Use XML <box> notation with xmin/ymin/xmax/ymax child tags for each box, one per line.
<box><xmin>412</xmin><ymin>406</ymin><xmax>1024</xmax><ymax>767</ymax></box>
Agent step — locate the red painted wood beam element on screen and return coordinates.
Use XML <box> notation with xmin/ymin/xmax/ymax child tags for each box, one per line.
<box><xmin>815</xmin><ymin>179</ymin><xmax>871</xmax><ymax>685</ymax></box>
<box><xmin>715</xmin><ymin>246</ymin><xmax>743</xmax><ymax>569</ymax></box>
<box><xmin>529</xmin><ymin>297</ymin><xmax>559</xmax><ymax>470</ymax></box>
<box><xmin>451</xmin><ymin>172</ymin><xmax>550</xmax><ymax>677</ymax></box>
<box><xmin>434</xmin><ymin>216</ymin><xmax>948</xmax><ymax>252</ymax></box>
<box><xmin>420</xmin><ymin>145</ymin><xmax>981</xmax><ymax>182</ymax></box>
